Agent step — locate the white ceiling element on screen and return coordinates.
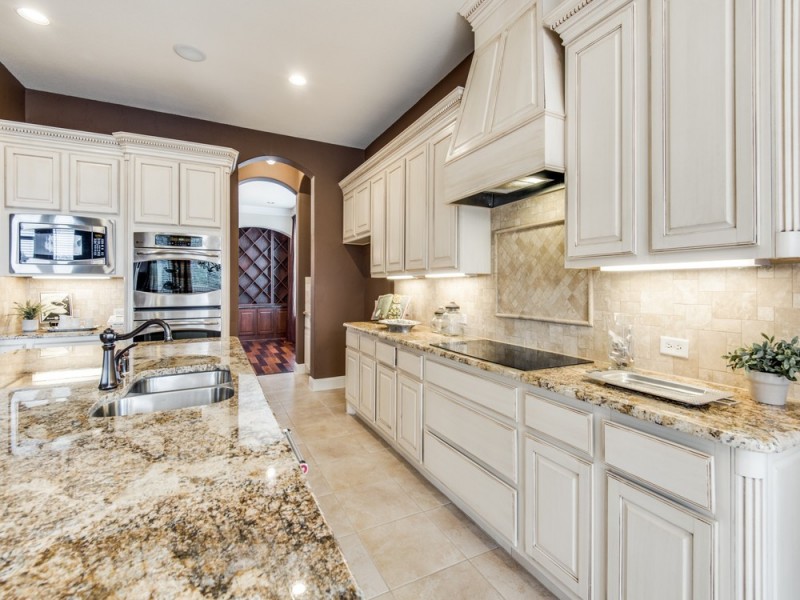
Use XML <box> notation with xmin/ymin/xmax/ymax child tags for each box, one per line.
<box><xmin>0</xmin><ymin>0</ymin><xmax>474</xmax><ymax>149</ymax></box>
<box><xmin>240</xmin><ymin>179</ymin><xmax>296</xmax><ymax>211</ymax></box>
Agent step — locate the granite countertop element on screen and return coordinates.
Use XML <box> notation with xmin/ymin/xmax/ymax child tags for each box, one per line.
<box><xmin>345</xmin><ymin>321</ymin><xmax>800</xmax><ymax>454</ymax></box>
<box><xmin>0</xmin><ymin>328</ymin><xmax>102</xmax><ymax>340</ymax></box>
<box><xmin>0</xmin><ymin>338</ymin><xmax>361</xmax><ymax>599</ymax></box>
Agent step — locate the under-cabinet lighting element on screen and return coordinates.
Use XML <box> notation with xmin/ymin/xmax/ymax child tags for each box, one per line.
<box><xmin>16</xmin><ymin>7</ymin><xmax>50</xmax><ymax>25</ymax></box>
<box><xmin>424</xmin><ymin>272</ymin><xmax>468</xmax><ymax>279</ymax></box>
<box><xmin>386</xmin><ymin>275</ymin><xmax>415</xmax><ymax>280</ymax></box>
<box><xmin>600</xmin><ymin>259</ymin><xmax>768</xmax><ymax>272</ymax></box>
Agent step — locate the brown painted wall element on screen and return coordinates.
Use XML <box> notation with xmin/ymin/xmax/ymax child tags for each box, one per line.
<box><xmin>295</xmin><ymin>188</ymin><xmax>311</xmax><ymax>365</ymax></box>
<box><xmin>0</xmin><ymin>63</ymin><xmax>25</xmax><ymax>121</ymax></box>
<box><xmin>364</xmin><ymin>53</ymin><xmax>472</xmax><ymax>159</ymax></box>
<box><xmin>24</xmin><ymin>89</ymin><xmax>365</xmax><ymax>380</ymax></box>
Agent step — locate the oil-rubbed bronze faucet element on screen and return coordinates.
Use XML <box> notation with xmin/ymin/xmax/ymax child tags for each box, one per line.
<box><xmin>98</xmin><ymin>319</ymin><xmax>173</xmax><ymax>391</ymax></box>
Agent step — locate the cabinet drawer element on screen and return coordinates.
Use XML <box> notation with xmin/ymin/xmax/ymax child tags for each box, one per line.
<box><xmin>603</xmin><ymin>422</ymin><xmax>714</xmax><ymax>511</ymax></box>
<box><xmin>375</xmin><ymin>340</ymin><xmax>396</xmax><ymax>366</ymax></box>
<box><xmin>397</xmin><ymin>349</ymin><xmax>423</xmax><ymax>379</ymax></box>
<box><xmin>525</xmin><ymin>393</ymin><xmax>593</xmax><ymax>456</ymax></box>
<box><xmin>359</xmin><ymin>335</ymin><xmax>376</xmax><ymax>357</ymax></box>
<box><xmin>426</xmin><ymin>387</ymin><xmax>516</xmax><ymax>482</ymax></box>
<box><xmin>424</xmin><ymin>431</ymin><xmax>517</xmax><ymax>544</ymax></box>
<box><xmin>346</xmin><ymin>329</ymin><xmax>359</xmax><ymax>349</ymax></box>
<box><xmin>426</xmin><ymin>360</ymin><xmax>517</xmax><ymax>419</ymax></box>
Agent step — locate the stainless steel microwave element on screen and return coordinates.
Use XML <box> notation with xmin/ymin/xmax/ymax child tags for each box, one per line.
<box><xmin>9</xmin><ymin>213</ymin><xmax>115</xmax><ymax>275</ymax></box>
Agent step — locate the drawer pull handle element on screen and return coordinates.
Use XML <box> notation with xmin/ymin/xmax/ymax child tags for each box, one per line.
<box><xmin>283</xmin><ymin>428</ymin><xmax>309</xmax><ymax>474</ymax></box>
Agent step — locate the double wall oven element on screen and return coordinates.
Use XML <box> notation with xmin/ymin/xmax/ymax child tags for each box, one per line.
<box><xmin>132</xmin><ymin>232</ymin><xmax>222</xmax><ymax>341</ymax></box>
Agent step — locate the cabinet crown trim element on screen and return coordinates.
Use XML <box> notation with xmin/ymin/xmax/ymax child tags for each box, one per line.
<box><xmin>0</xmin><ymin>119</ymin><xmax>118</xmax><ymax>147</ymax></box>
<box><xmin>113</xmin><ymin>132</ymin><xmax>238</xmax><ymax>170</ymax></box>
<box><xmin>544</xmin><ymin>0</ymin><xmax>599</xmax><ymax>31</ymax></box>
<box><xmin>339</xmin><ymin>87</ymin><xmax>463</xmax><ymax>190</ymax></box>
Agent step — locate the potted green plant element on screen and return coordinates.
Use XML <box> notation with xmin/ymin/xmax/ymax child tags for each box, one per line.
<box><xmin>722</xmin><ymin>334</ymin><xmax>800</xmax><ymax>406</ymax></box>
<box><xmin>13</xmin><ymin>300</ymin><xmax>43</xmax><ymax>333</ymax></box>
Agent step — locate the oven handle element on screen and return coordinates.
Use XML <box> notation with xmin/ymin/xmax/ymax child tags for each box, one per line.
<box><xmin>134</xmin><ymin>249</ymin><xmax>221</xmax><ymax>259</ymax></box>
<box><xmin>134</xmin><ymin>319</ymin><xmax>221</xmax><ymax>327</ymax></box>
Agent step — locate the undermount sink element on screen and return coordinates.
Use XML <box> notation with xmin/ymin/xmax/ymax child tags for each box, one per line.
<box><xmin>91</xmin><ymin>368</ymin><xmax>234</xmax><ymax>417</ymax></box>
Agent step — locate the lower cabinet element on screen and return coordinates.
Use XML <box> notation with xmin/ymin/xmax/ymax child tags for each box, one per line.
<box><xmin>396</xmin><ymin>372</ymin><xmax>423</xmax><ymax>461</ymax></box>
<box><xmin>606</xmin><ymin>474</ymin><xmax>715</xmax><ymax>600</ymax></box>
<box><xmin>523</xmin><ymin>436</ymin><xmax>592</xmax><ymax>600</ymax></box>
<box><xmin>238</xmin><ymin>305</ymin><xmax>288</xmax><ymax>340</ymax></box>
<box><xmin>344</xmin><ymin>347</ymin><xmax>359</xmax><ymax>406</ymax></box>
<box><xmin>358</xmin><ymin>355</ymin><xmax>376</xmax><ymax>421</ymax></box>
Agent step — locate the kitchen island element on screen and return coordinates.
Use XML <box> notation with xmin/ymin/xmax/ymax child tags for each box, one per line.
<box><xmin>0</xmin><ymin>337</ymin><xmax>361</xmax><ymax>599</ymax></box>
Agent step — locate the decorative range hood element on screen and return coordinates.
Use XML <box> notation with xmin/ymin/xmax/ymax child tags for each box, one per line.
<box><xmin>444</xmin><ymin>0</ymin><xmax>565</xmax><ymax>208</ymax></box>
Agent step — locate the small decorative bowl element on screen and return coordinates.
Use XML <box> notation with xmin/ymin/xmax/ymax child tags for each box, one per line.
<box><xmin>378</xmin><ymin>319</ymin><xmax>420</xmax><ymax>333</ymax></box>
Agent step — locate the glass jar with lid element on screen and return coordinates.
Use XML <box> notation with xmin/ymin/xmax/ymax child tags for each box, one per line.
<box><xmin>442</xmin><ymin>301</ymin><xmax>465</xmax><ymax>336</ymax></box>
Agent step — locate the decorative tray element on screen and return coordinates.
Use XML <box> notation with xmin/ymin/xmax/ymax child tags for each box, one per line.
<box><xmin>585</xmin><ymin>369</ymin><xmax>736</xmax><ymax>406</ymax></box>
<box><xmin>378</xmin><ymin>319</ymin><xmax>420</xmax><ymax>333</ymax></box>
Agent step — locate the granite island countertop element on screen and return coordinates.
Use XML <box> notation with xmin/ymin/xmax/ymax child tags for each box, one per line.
<box><xmin>0</xmin><ymin>327</ymin><xmax>102</xmax><ymax>341</ymax></box>
<box><xmin>0</xmin><ymin>338</ymin><xmax>361</xmax><ymax>599</ymax></box>
<box><xmin>345</xmin><ymin>321</ymin><xmax>800</xmax><ymax>454</ymax></box>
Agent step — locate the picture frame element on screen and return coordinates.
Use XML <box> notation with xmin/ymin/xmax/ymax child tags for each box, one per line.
<box><xmin>39</xmin><ymin>292</ymin><xmax>73</xmax><ymax>323</ymax></box>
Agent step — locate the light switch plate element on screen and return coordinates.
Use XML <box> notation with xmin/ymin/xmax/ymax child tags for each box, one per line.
<box><xmin>660</xmin><ymin>336</ymin><xmax>689</xmax><ymax>359</ymax></box>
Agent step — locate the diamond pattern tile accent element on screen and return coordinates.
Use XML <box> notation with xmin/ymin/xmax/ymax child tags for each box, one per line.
<box><xmin>495</xmin><ymin>221</ymin><xmax>592</xmax><ymax>325</ymax></box>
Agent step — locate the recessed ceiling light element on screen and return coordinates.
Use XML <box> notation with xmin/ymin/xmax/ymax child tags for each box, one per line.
<box><xmin>173</xmin><ymin>44</ymin><xmax>206</xmax><ymax>62</ymax></box>
<box><xmin>16</xmin><ymin>7</ymin><xmax>50</xmax><ymax>25</ymax></box>
<box><xmin>266</xmin><ymin>159</ymin><xmax>276</xmax><ymax>165</ymax></box>
<box><xmin>289</xmin><ymin>73</ymin><xmax>307</xmax><ymax>86</ymax></box>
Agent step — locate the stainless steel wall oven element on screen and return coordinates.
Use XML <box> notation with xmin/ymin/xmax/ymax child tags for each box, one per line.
<box><xmin>132</xmin><ymin>232</ymin><xmax>222</xmax><ymax>341</ymax></box>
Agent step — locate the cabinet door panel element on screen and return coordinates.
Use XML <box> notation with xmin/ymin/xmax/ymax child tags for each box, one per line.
<box><xmin>180</xmin><ymin>163</ymin><xmax>221</xmax><ymax>228</ymax></box>
<box><xmin>375</xmin><ymin>363</ymin><xmax>396</xmax><ymax>438</ymax></box>
<box><xmin>450</xmin><ymin>38</ymin><xmax>500</xmax><ymax>155</ymax></box>
<box><xmin>565</xmin><ymin>3</ymin><xmax>637</xmax><ymax>259</ymax></box>
<box><xmin>359</xmin><ymin>355</ymin><xmax>376</xmax><ymax>421</ymax></box>
<box><xmin>385</xmin><ymin>159</ymin><xmax>405</xmax><ymax>274</ymax></box>
<box><xmin>429</xmin><ymin>126</ymin><xmax>459</xmax><ymax>270</ymax></box>
<box><xmin>397</xmin><ymin>372</ymin><xmax>422</xmax><ymax>461</ymax></box>
<box><xmin>134</xmin><ymin>156</ymin><xmax>179</xmax><ymax>225</ymax></box>
<box><xmin>524</xmin><ymin>437</ymin><xmax>591</xmax><ymax>600</ymax></box>
<box><xmin>69</xmin><ymin>153</ymin><xmax>120</xmax><ymax>214</ymax></box>
<box><xmin>238</xmin><ymin>307</ymin><xmax>256</xmax><ymax>337</ymax></box>
<box><xmin>343</xmin><ymin>191</ymin><xmax>355</xmax><ymax>241</ymax></box>
<box><xmin>354</xmin><ymin>181</ymin><xmax>371</xmax><ymax>237</ymax></box>
<box><xmin>370</xmin><ymin>173</ymin><xmax>387</xmax><ymax>276</ymax></box>
<box><xmin>607</xmin><ymin>475</ymin><xmax>714</xmax><ymax>600</ymax></box>
<box><xmin>651</xmin><ymin>0</ymin><xmax>756</xmax><ymax>250</ymax></box>
<box><xmin>404</xmin><ymin>144</ymin><xmax>428</xmax><ymax>271</ymax></box>
<box><xmin>4</xmin><ymin>146</ymin><xmax>61</xmax><ymax>210</ymax></box>
<box><xmin>256</xmin><ymin>307</ymin><xmax>275</xmax><ymax>337</ymax></box>
<box><xmin>492</xmin><ymin>6</ymin><xmax>538</xmax><ymax>130</ymax></box>
<box><xmin>345</xmin><ymin>348</ymin><xmax>360</xmax><ymax>406</ymax></box>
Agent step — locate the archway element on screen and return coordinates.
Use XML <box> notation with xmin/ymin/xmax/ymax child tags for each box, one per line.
<box><xmin>236</xmin><ymin>157</ymin><xmax>312</xmax><ymax>375</ymax></box>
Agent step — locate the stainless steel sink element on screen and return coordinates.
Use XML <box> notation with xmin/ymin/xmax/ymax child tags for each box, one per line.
<box><xmin>91</xmin><ymin>368</ymin><xmax>234</xmax><ymax>417</ymax></box>
<box><xmin>126</xmin><ymin>368</ymin><xmax>232</xmax><ymax>394</ymax></box>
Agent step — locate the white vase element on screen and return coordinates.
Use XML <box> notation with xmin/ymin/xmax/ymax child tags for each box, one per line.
<box><xmin>21</xmin><ymin>319</ymin><xmax>38</xmax><ymax>332</ymax></box>
<box><xmin>747</xmin><ymin>370</ymin><xmax>790</xmax><ymax>406</ymax></box>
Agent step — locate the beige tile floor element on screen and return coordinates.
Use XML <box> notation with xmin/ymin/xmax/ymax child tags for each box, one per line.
<box><xmin>259</xmin><ymin>373</ymin><xmax>556</xmax><ymax>600</ymax></box>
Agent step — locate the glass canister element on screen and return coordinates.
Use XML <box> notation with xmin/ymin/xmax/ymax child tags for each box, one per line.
<box><xmin>431</xmin><ymin>307</ymin><xmax>445</xmax><ymax>333</ymax></box>
<box><xmin>442</xmin><ymin>301</ymin><xmax>464</xmax><ymax>336</ymax></box>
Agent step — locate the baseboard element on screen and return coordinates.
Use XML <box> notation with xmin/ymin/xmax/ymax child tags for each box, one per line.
<box><xmin>308</xmin><ymin>375</ymin><xmax>345</xmax><ymax>391</ymax></box>
<box><xmin>294</xmin><ymin>363</ymin><xmax>307</xmax><ymax>374</ymax></box>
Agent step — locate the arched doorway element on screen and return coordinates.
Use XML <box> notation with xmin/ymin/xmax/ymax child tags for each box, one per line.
<box><xmin>236</xmin><ymin>157</ymin><xmax>312</xmax><ymax>376</ymax></box>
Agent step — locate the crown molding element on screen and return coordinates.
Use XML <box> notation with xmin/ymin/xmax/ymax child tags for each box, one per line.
<box><xmin>113</xmin><ymin>132</ymin><xmax>239</xmax><ymax>169</ymax></box>
<box><xmin>0</xmin><ymin>119</ymin><xmax>118</xmax><ymax>148</ymax></box>
<box><xmin>460</xmin><ymin>0</ymin><xmax>493</xmax><ymax>23</ymax></box>
<box><xmin>339</xmin><ymin>87</ymin><xmax>464</xmax><ymax>190</ymax></box>
<box><xmin>545</xmin><ymin>0</ymin><xmax>598</xmax><ymax>31</ymax></box>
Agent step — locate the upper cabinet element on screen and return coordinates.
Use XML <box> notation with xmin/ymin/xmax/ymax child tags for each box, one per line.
<box><xmin>115</xmin><ymin>132</ymin><xmax>237</xmax><ymax>231</ymax></box>
<box><xmin>1</xmin><ymin>121</ymin><xmax>122</xmax><ymax>216</ymax></box>
<box><xmin>340</xmin><ymin>88</ymin><xmax>491</xmax><ymax>278</ymax></box>
<box><xmin>548</xmin><ymin>0</ymin><xmax>775</xmax><ymax>267</ymax></box>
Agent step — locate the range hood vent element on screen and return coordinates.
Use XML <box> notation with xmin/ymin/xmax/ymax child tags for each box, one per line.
<box><xmin>444</xmin><ymin>0</ymin><xmax>565</xmax><ymax>207</ymax></box>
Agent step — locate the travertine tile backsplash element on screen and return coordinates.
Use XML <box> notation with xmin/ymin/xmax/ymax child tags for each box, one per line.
<box><xmin>0</xmin><ymin>277</ymin><xmax>124</xmax><ymax>334</ymax></box>
<box><xmin>397</xmin><ymin>189</ymin><xmax>800</xmax><ymax>399</ymax></box>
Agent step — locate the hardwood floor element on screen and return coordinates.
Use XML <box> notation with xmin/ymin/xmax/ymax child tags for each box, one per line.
<box><xmin>241</xmin><ymin>338</ymin><xmax>296</xmax><ymax>375</ymax></box>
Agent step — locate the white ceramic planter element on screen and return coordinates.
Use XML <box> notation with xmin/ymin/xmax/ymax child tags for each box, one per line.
<box><xmin>21</xmin><ymin>319</ymin><xmax>38</xmax><ymax>332</ymax></box>
<box><xmin>747</xmin><ymin>370</ymin><xmax>790</xmax><ymax>406</ymax></box>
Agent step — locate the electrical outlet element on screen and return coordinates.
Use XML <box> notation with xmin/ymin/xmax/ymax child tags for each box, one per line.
<box><xmin>660</xmin><ymin>336</ymin><xmax>689</xmax><ymax>359</ymax></box>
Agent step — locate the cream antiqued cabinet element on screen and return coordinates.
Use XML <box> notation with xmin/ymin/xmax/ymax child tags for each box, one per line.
<box><xmin>345</xmin><ymin>327</ymin><xmax>800</xmax><ymax>600</ymax></box>
<box><xmin>340</xmin><ymin>88</ymin><xmax>491</xmax><ymax>277</ymax></box>
<box><xmin>546</xmin><ymin>0</ymin><xmax>779</xmax><ymax>267</ymax></box>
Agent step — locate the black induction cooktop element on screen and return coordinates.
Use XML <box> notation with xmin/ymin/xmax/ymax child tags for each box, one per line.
<box><xmin>431</xmin><ymin>339</ymin><xmax>592</xmax><ymax>372</ymax></box>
